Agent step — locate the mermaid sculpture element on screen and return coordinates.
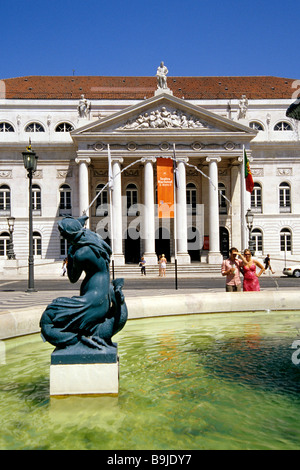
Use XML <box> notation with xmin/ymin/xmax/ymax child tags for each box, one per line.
<box><xmin>40</xmin><ymin>216</ymin><xmax>127</xmax><ymax>358</ymax></box>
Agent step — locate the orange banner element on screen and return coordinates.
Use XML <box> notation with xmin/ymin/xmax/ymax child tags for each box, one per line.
<box><xmin>157</xmin><ymin>158</ymin><xmax>174</xmax><ymax>218</ymax></box>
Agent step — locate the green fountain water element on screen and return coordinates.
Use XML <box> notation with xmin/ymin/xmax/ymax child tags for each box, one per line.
<box><xmin>1</xmin><ymin>310</ymin><xmax>300</xmax><ymax>450</ymax></box>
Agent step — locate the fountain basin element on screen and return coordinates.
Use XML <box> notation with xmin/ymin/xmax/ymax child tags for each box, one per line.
<box><xmin>0</xmin><ymin>290</ymin><xmax>299</xmax><ymax>340</ymax></box>
<box><xmin>1</xmin><ymin>310</ymin><xmax>300</xmax><ymax>450</ymax></box>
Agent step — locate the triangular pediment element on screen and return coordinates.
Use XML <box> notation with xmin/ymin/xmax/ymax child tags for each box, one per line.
<box><xmin>71</xmin><ymin>93</ymin><xmax>257</xmax><ymax>138</ymax></box>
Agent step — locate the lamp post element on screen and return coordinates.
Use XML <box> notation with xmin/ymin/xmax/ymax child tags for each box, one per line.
<box><xmin>6</xmin><ymin>216</ymin><xmax>16</xmax><ymax>260</ymax></box>
<box><xmin>245</xmin><ymin>208</ymin><xmax>254</xmax><ymax>254</ymax></box>
<box><xmin>22</xmin><ymin>144</ymin><xmax>38</xmax><ymax>292</ymax></box>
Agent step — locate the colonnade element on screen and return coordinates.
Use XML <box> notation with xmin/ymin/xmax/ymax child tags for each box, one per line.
<box><xmin>75</xmin><ymin>154</ymin><xmax>244</xmax><ymax>265</ymax></box>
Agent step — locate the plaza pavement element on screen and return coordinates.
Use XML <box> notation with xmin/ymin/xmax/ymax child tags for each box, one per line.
<box><xmin>0</xmin><ymin>270</ymin><xmax>299</xmax><ymax>341</ymax></box>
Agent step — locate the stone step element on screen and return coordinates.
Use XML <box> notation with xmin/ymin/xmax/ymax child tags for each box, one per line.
<box><xmin>111</xmin><ymin>263</ymin><xmax>220</xmax><ymax>274</ymax></box>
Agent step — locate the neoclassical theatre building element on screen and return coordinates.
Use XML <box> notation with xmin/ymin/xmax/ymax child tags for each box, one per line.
<box><xmin>0</xmin><ymin>67</ymin><xmax>299</xmax><ymax>271</ymax></box>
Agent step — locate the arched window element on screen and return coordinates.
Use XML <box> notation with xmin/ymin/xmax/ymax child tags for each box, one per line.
<box><xmin>126</xmin><ymin>183</ymin><xmax>138</xmax><ymax>216</ymax></box>
<box><xmin>251</xmin><ymin>228</ymin><xmax>263</xmax><ymax>253</ymax></box>
<box><xmin>0</xmin><ymin>184</ymin><xmax>11</xmax><ymax>214</ymax></box>
<box><xmin>280</xmin><ymin>228</ymin><xmax>292</xmax><ymax>252</ymax></box>
<box><xmin>0</xmin><ymin>122</ymin><xmax>15</xmax><ymax>132</ymax></box>
<box><xmin>95</xmin><ymin>184</ymin><xmax>108</xmax><ymax>216</ymax></box>
<box><xmin>33</xmin><ymin>231</ymin><xmax>42</xmax><ymax>256</ymax></box>
<box><xmin>25</xmin><ymin>122</ymin><xmax>45</xmax><ymax>132</ymax></box>
<box><xmin>249</xmin><ymin>121</ymin><xmax>264</xmax><ymax>131</ymax></box>
<box><xmin>55</xmin><ymin>122</ymin><xmax>74</xmax><ymax>132</ymax></box>
<box><xmin>251</xmin><ymin>182</ymin><xmax>262</xmax><ymax>212</ymax></box>
<box><xmin>0</xmin><ymin>232</ymin><xmax>10</xmax><ymax>257</ymax></box>
<box><xmin>279</xmin><ymin>182</ymin><xmax>291</xmax><ymax>212</ymax></box>
<box><xmin>59</xmin><ymin>184</ymin><xmax>72</xmax><ymax>215</ymax></box>
<box><xmin>274</xmin><ymin>121</ymin><xmax>293</xmax><ymax>131</ymax></box>
<box><xmin>218</xmin><ymin>183</ymin><xmax>227</xmax><ymax>214</ymax></box>
<box><xmin>32</xmin><ymin>184</ymin><xmax>41</xmax><ymax>213</ymax></box>
<box><xmin>186</xmin><ymin>183</ymin><xmax>197</xmax><ymax>215</ymax></box>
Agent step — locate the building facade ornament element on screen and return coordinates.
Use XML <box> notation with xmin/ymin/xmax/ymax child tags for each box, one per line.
<box><xmin>277</xmin><ymin>168</ymin><xmax>293</xmax><ymax>176</ymax></box>
<box><xmin>120</xmin><ymin>107</ymin><xmax>210</xmax><ymax>130</ymax></box>
<box><xmin>0</xmin><ymin>170</ymin><xmax>12</xmax><ymax>178</ymax></box>
<box><xmin>77</xmin><ymin>94</ymin><xmax>91</xmax><ymax>118</ymax></box>
<box><xmin>57</xmin><ymin>169</ymin><xmax>73</xmax><ymax>179</ymax></box>
<box><xmin>237</xmin><ymin>94</ymin><xmax>248</xmax><ymax>119</ymax></box>
<box><xmin>156</xmin><ymin>61</ymin><xmax>169</xmax><ymax>90</ymax></box>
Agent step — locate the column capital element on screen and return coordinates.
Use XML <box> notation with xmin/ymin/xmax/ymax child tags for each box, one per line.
<box><xmin>176</xmin><ymin>157</ymin><xmax>189</xmax><ymax>164</ymax></box>
<box><xmin>205</xmin><ymin>156</ymin><xmax>221</xmax><ymax>164</ymax></box>
<box><xmin>75</xmin><ymin>156</ymin><xmax>91</xmax><ymax>165</ymax></box>
<box><xmin>111</xmin><ymin>157</ymin><xmax>124</xmax><ymax>164</ymax></box>
<box><xmin>141</xmin><ymin>157</ymin><xmax>156</xmax><ymax>164</ymax></box>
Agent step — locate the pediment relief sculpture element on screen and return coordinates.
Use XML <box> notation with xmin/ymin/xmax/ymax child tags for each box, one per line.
<box><xmin>118</xmin><ymin>107</ymin><xmax>211</xmax><ymax>130</ymax></box>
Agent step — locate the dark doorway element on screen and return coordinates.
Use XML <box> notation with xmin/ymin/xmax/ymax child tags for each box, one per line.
<box><xmin>125</xmin><ymin>229</ymin><xmax>140</xmax><ymax>263</ymax></box>
<box><xmin>187</xmin><ymin>226</ymin><xmax>201</xmax><ymax>261</ymax></box>
<box><xmin>219</xmin><ymin>226</ymin><xmax>229</xmax><ymax>258</ymax></box>
<box><xmin>155</xmin><ymin>227</ymin><xmax>171</xmax><ymax>261</ymax></box>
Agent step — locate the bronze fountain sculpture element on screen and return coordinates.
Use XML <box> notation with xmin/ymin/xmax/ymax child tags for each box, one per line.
<box><xmin>40</xmin><ymin>216</ymin><xmax>128</xmax><ymax>365</ymax></box>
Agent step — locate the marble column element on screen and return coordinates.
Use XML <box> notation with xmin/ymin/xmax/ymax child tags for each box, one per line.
<box><xmin>111</xmin><ymin>157</ymin><xmax>124</xmax><ymax>265</ymax></box>
<box><xmin>142</xmin><ymin>157</ymin><xmax>157</xmax><ymax>265</ymax></box>
<box><xmin>75</xmin><ymin>156</ymin><xmax>91</xmax><ymax>227</ymax></box>
<box><xmin>206</xmin><ymin>156</ymin><xmax>223</xmax><ymax>264</ymax></box>
<box><xmin>175</xmin><ymin>158</ymin><xmax>190</xmax><ymax>264</ymax></box>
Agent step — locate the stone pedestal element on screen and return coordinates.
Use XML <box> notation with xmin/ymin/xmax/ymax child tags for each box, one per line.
<box><xmin>49</xmin><ymin>343</ymin><xmax>119</xmax><ymax>397</ymax></box>
<box><xmin>154</xmin><ymin>88</ymin><xmax>173</xmax><ymax>96</ymax></box>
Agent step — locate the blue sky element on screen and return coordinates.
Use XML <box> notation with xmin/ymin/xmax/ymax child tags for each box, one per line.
<box><xmin>1</xmin><ymin>0</ymin><xmax>299</xmax><ymax>79</ymax></box>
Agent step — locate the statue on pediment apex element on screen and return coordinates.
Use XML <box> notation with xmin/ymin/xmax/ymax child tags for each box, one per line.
<box><xmin>156</xmin><ymin>61</ymin><xmax>169</xmax><ymax>89</ymax></box>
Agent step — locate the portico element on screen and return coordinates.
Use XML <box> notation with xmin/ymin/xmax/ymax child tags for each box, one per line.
<box><xmin>71</xmin><ymin>93</ymin><xmax>256</xmax><ymax>265</ymax></box>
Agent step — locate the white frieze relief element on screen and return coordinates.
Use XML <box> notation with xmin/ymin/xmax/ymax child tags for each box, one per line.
<box><xmin>277</xmin><ymin>168</ymin><xmax>292</xmax><ymax>176</ymax></box>
<box><xmin>86</xmin><ymin>141</ymin><xmax>240</xmax><ymax>152</ymax></box>
<box><xmin>119</xmin><ymin>107</ymin><xmax>212</xmax><ymax>130</ymax></box>
<box><xmin>93</xmin><ymin>169</ymin><xmax>108</xmax><ymax>177</ymax></box>
<box><xmin>33</xmin><ymin>170</ymin><xmax>43</xmax><ymax>179</ymax></box>
<box><xmin>57</xmin><ymin>170</ymin><xmax>72</xmax><ymax>179</ymax></box>
<box><xmin>0</xmin><ymin>170</ymin><xmax>12</xmax><ymax>178</ymax></box>
<box><xmin>123</xmin><ymin>169</ymin><xmax>139</xmax><ymax>177</ymax></box>
<box><xmin>251</xmin><ymin>168</ymin><xmax>264</xmax><ymax>177</ymax></box>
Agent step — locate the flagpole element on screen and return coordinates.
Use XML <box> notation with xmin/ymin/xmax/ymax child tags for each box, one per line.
<box><xmin>173</xmin><ymin>144</ymin><xmax>178</xmax><ymax>290</ymax></box>
<box><xmin>241</xmin><ymin>146</ymin><xmax>247</xmax><ymax>251</ymax></box>
<box><xmin>108</xmin><ymin>144</ymin><xmax>115</xmax><ymax>280</ymax></box>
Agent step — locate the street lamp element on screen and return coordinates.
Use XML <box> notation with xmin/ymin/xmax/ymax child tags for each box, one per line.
<box><xmin>6</xmin><ymin>216</ymin><xmax>16</xmax><ymax>260</ymax></box>
<box><xmin>245</xmin><ymin>208</ymin><xmax>255</xmax><ymax>254</ymax></box>
<box><xmin>22</xmin><ymin>144</ymin><xmax>38</xmax><ymax>292</ymax></box>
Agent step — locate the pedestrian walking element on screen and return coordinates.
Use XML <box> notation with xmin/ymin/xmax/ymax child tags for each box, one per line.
<box><xmin>264</xmin><ymin>254</ymin><xmax>275</xmax><ymax>274</ymax></box>
<box><xmin>139</xmin><ymin>256</ymin><xmax>146</xmax><ymax>276</ymax></box>
<box><xmin>61</xmin><ymin>257</ymin><xmax>68</xmax><ymax>276</ymax></box>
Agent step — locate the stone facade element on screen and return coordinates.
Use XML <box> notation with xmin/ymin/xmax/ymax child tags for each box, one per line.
<box><xmin>0</xmin><ymin>74</ymin><xmax>299</xmax><ymax>269</ymax></box>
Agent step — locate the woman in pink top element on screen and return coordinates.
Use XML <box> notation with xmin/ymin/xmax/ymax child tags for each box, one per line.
<box><xmin>240</xmin><ymin>249</ymin><xmax>265</xmax><ymax>291</ymax></box>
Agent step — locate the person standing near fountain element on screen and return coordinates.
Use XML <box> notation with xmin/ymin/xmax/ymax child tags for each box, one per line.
<box><xmin>239</xmin><ymin>249</ymin><xmax>265</xmax><ymax>291</ymax></box>
<box><xmin>221</xmin><ymin>247</ymin><xmax>243</xmax><ymax>292</ymax></box>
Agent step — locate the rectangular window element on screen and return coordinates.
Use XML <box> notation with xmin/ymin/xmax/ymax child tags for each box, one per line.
<box><xmin>0</xmin><ymin>191</ymin><xmax>10</xmax><ymax>211</ymax></box>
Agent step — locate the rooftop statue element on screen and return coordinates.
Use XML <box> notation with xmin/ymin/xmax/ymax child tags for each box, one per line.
<box><xmin>156</xmin><ymin>61</ymin><xmax>169</xmax><ymax>90</ymax></box>
<box><xmin>40</xmin><ymin>216</ymin><xmax>127</xmax><ymax>356</ymax></box>
<box><xmin>77</xmin><ymin>94</ymin><xmax>91</xmax><ymax>118</ymax></box>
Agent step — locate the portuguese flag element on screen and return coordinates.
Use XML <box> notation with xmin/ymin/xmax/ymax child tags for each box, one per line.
<box><xmin>244</xmin><ymin>148</ymin><xmax>254</xmax><ymax>193</ymax></box>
